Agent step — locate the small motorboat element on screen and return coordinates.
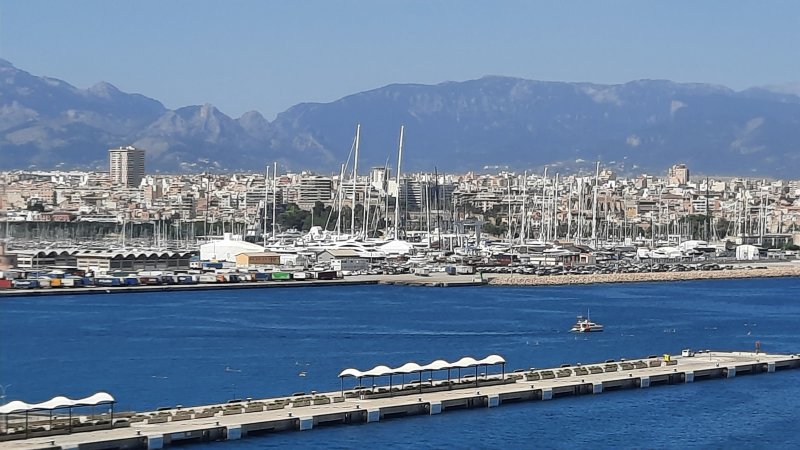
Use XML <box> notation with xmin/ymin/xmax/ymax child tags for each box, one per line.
<box><xmin>570</xmin><ymin>311</ymin><xmax>604</xmax><ymax>333</ymax></box>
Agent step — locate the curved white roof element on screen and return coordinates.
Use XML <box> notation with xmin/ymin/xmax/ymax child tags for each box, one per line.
<box><xmin>0</xmin><ymin>392</ymin><xmax>115</xmax><ymax>414</ymax></box>
<box><xmin>362</xmin><ymin>365</ymin><xmax>393</xmax><ymax>377</ymax></box>
<box><xmin>339</xmin><ymin>355</ymin><xmax>505</xmax><ymax>378</ymax></box>
<box><xmin>421</xmin><ymin>359</ymin><xmax>450</xmax><ymax>371</ymax></box>
<box><xmin>451</xmin><ymin>357</ymin><xmax>480</xmax><ymax>368</ymax></box>
<box><xmin>480</xmin><ymin>354</ymin><xmax>506</xmax><ymax>365</ymax></box>
<box><xmin>338</xmin><ymin>368</ymin><xmax>363</xmax><ymax>378</ymax></box>
<box><xmin>394</xmin><ymin>362</ymin><xmax>423</xmax><ymax>374</ymax></box>
<box><xmin>36</xmin><ymin>396</ymin><xmax>74</xmax><ymax>410</ymax></box>
<box><xmin>0</xmin><ymin>401</ymin><xmax>30</xmax><ymax>415</ymax></box>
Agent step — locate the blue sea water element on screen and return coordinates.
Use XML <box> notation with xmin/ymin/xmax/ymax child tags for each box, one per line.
<box><xmin>1</xmin><ymin>278</ymin><xmax>799</xmax><ymax>448</ymax></box>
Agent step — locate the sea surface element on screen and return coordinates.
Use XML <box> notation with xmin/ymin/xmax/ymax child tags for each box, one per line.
<box><xmin>2</xmin><ymin>278</ymin><xmax>799</xmax><ymax>448</ymax></box>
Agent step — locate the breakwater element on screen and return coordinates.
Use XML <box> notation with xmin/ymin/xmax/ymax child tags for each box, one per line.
<box><xmin>487</xmin><ymin>265</ymin><xmax>800</xmax><ymax>286</ymax></box>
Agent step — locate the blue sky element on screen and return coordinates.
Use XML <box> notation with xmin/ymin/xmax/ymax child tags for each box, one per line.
<box><xmin>1</xmin><ymin>0</ymin><xmax>798</xmax><ymax>119</ymax></box>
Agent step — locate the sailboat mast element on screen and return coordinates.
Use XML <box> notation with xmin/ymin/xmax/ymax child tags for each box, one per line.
<box><xmin>425</xmin><ymin>180</ymin><xmax>432</xmax><ymax>248</ymax></box>
<box><xmin>507</xmin><ymin>175</ymin><xmax>513</xmax><ymax>244</ymax></box>
<box><xmin>363</xmin><ymin>182</ymin><xmax>370</xmax><ymax>238</ymax></box>
<box><xmin>591</xmin><ymin>161</ymin><xmax>600</xmax><ymax>248</ymax></box>
<box><xmin>268</xmin><ymin>164</ymin><xmax>269</xmax><ymax>247</ymax></box>
<box><xmin>540</xmin><ymin>167</ymin><xmax>548</xmax><ymax>242</ymax></box>
<box><xmin>336</xmin><ymin>163</ymin><xmax>345</xmax><ymax>237</ymax></box>
<box><xmin>520</xmin><ymin>171</ymin><xmax>527</xmax><ymax>244</ymax></box>
<box><xmin>566</xmin><ymin>178</ymin><xmax>573</xmax><ymax>242</ymax></box>
<box><xmin>394</xmin><ymin>126</ymin><xmax>404</xmax><ymax>241</ymax></box>
<box><xmin>552</xmin><ymin>173</ymin><xmax>559</xmax><ymax>241</ymax></box>
<box><xmin>272</xmin><ymin>162</ymin><xmax>278</xmax><ymax>240</ymax></box>
<box><xmin>351</xmin><ymin>124</ymin><xmax>360</xmax><ymax>237</ymax></box>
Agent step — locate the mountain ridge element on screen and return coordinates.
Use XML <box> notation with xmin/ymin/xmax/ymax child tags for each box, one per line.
<box><xmin>1</xmin><ymin>59</ymin><xmax>799</xmax><ymax>177</ymax></box>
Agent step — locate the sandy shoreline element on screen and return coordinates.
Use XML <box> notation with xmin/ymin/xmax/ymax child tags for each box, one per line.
<box><xmin>486</xmin><ymin>265</ymin><xmax>800</xmax><ymax>286</ymax></box>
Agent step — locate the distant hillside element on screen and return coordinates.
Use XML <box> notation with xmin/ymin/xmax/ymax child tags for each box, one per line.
<box><xmin>2</xmin><ymin>58</ymin><xmax>799</xmax><ymax>177</ymax></box>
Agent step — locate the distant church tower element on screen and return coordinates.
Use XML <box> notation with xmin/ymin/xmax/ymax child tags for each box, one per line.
<box><xmin>109</xmin><ymin>145</ymin><xmax>145</xmax><ymax>187</ymax></box>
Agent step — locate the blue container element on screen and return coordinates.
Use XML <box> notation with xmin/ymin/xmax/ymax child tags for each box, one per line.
<box><xmin>13</xmin><ymin>279</ymin><xmax>40</xmax><ymax>289</ymax></box>
<box><xmin>177</xmin><ymin>275</ymin><xmax>198</xmax><ymax>285</ymax></box>
<box><xmin>95</xmin><ymin>277</ymin><xmax>122</xmax><ymax>287</ymax></box>
<box><xmin>252</xmin><ymin>272</ymin><xmax>270</xmax><ymax>281</ymax></box>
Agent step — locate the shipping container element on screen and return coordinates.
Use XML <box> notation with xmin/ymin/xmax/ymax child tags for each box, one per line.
<box><xmin>456</xmin><ymin>265</ymin><xmax>475</xmax><ymax>275</ymax></box>
<box><xmin>161</xmin><ymin>275</ymin><xmax>178</xmax><ymax>285</ymax></box>
<box><xmin>252</xmin><ymin>272</ymin><xmax>271</xmax><ymax>281</ymax></box>
<box><xmin>445</xmin><ymin>266</ymin><xmax>457</xmax><ymax>275</ymax></box>
<box><xmin>0</xmin><ymin>279</ymin><xmax>13</xmax><ymax>289</ymax></box>
<box><xmin>61</xmin><ymin>277</ymin><xmax>84</xmax><ymax>288</ymax></box>
<box><xmin>123</xmin><ymin>277</ymin><xmax>140</xmax><ymax>286</ymax></box>
<box><xmin>13</xmin><ymin>279</ymin><xmax>40</xmax><ymax>289</ymax></box>
<box><xmin>139</xmin><ymin>276</ymin><xmax>162</xmax><ymax>285</ymax></box>
<box><xmin>34</xmin><ymin>278</ymin><xmax>52</xmax><ymax>288</ymax></box>
<box><xmin>49</xmin><ymin>278</ymin><xmax>63</xmax><ymax>287</ymax></box>
<box><xmin>81</xmin><ymin>277</ymin><xmax>95</xmax><ymax>286</ymax></box>
<box><xmin>292</xmin><ymin>272</ymin><xmax>309</xmax><ymax>280</ymax></box>
<box><xmin>271</xmin><ymin>272</ymin><xmax>292</xmax><ymax>281</ymax></box>
<box><xmin>199</xmin><ymin>274</ymin><xmax>218</xmax><ymax>283</ymax></box>
<box><xmin>95</xmin><ymin>277</ymin><xmax>122</xmax><ymax>287</ymax></box>
<box><xmin>315</xmin><ymin>270</ymin><xmax>339</xmax><ymax>280</ymax></box>
<box><xmin>177</xmin><ymin>275</ymin><xmax>199</xmax><ymax>285</ymax></box>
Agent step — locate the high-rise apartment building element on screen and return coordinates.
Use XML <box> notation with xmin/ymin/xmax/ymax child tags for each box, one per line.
<box><xmin>109</xmin><ymin>146</ymin><xmax>145</xmax><ymax>187</ymax></box>
<box><xmin>667</xmin><ymin>163</ymin><xmax>689</xmax><ymax>185</ymax></box>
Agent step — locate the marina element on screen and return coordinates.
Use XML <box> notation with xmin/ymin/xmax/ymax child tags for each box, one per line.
<box><xmin>1</xmin><ymin>350</ymin><xmax>797</xmax><ymax>449</ymax></box>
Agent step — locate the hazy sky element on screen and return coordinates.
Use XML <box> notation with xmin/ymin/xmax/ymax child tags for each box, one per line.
<box><xmin>1</xmin><ymin>0</ymin><xmax>798</xmax><ymax>119</ymax></box>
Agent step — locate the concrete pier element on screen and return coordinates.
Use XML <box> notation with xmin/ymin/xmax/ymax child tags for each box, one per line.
<box><xmin>1</xmin><ymin>350</ymin><xmax>797</xmax><ymax>450</ymax></box>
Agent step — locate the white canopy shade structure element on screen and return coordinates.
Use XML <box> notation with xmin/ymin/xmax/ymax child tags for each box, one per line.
<box><xmin>450</xmin><ymin>357</ymin><xmax>480</xmax><ymax>368</ymax></box>
<box><xmin>0</xmin><ymin>392</ymin><xmax>114</xmax><ymax>414</ymax></box>
<box><xmin>0</xmin><ymin>392</ymin><xmax>116</xmax><ymax>438</ymax></box>
<box><xmin>394</xmin><ymin>362</ymin><xmax>424</xmax><ymax>374</ymax></box>
<box><xmin>338</xmin><ymin>355</ymin><xmax>507</xmax><ymax>396</ymax></box>
<box><xmin>362</xmin><ymin>365</ymin><xmax>393</xmax><ymax>377</ymax></box>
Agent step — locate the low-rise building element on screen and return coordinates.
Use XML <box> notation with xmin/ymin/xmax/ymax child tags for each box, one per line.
<box><xmin>235</xmin><ymin>252</ymin><xmax>281</xmax><ymax>268</ymax></box>
<box><xmin>316</xmin><ymin>249</ymin><xmax>368</xmax><ymax>272</ymax></box>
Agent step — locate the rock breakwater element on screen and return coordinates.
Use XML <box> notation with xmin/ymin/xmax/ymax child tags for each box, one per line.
<box><xmin>487</xmin><ymin>265</ymin><xmax>800</xmax><ymax>286</ymax></box>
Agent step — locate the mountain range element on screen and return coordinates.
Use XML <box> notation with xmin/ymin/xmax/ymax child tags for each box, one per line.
<box><xmin>2</xmin><ymin>58</ymin><xmax>799</xmax><ymax>177</ymax></box>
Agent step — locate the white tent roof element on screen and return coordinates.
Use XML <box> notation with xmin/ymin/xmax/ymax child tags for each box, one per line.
<box><xmin>362</xmin><ymin>365</ymin><xmax>393</xmax><ymax>377</ymax></box>
<box><xmin>394</xmin><ymin>362</ymin><xmax>423</xmax><ymax>374</ymax></box>
<box><xmin>379</xmin><ymin>240</ymin><xmax>415</xmax><ymax>255</ymax></box>
<box><xmin>339</xmin><ymin>355</ymin><xmax>506</xmax><ymax>378</ymax></box>
<box><xmin>421</xmin><ymin>359</ymin><xmax>450</xmax><ymax>371</ymax></box>
<box><xmin>0</xmin><ymin>392</ymin><xmax>115</xmax><ymax>414</ymax></box>
<box><xmin>451</xmin><ymin>357</ymin><xmax>480</xmax><ymax>368</ymax></box>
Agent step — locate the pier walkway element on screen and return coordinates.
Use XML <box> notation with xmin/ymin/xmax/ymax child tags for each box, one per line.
<box><xmin>1</xmin><ymin>350</ymin><xmax>797</xmax><ymax>450</ymax></box>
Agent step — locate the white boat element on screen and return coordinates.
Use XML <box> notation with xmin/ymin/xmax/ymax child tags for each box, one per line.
<box><xmin>570</xmin><ymin>311</ymin><xmax>604</xmax><ymax>333</ymax></box>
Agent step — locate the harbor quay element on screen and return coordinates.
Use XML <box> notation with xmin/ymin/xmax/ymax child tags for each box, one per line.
<box><xmin>1</xmin><ymin>350</ymin><xmax>797</xmax><ymax>450</ymax></box>
<box><xmin>1</xmin><ymin>265</ymin><xmax>799</xmax><ymax>298</ymax></box>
